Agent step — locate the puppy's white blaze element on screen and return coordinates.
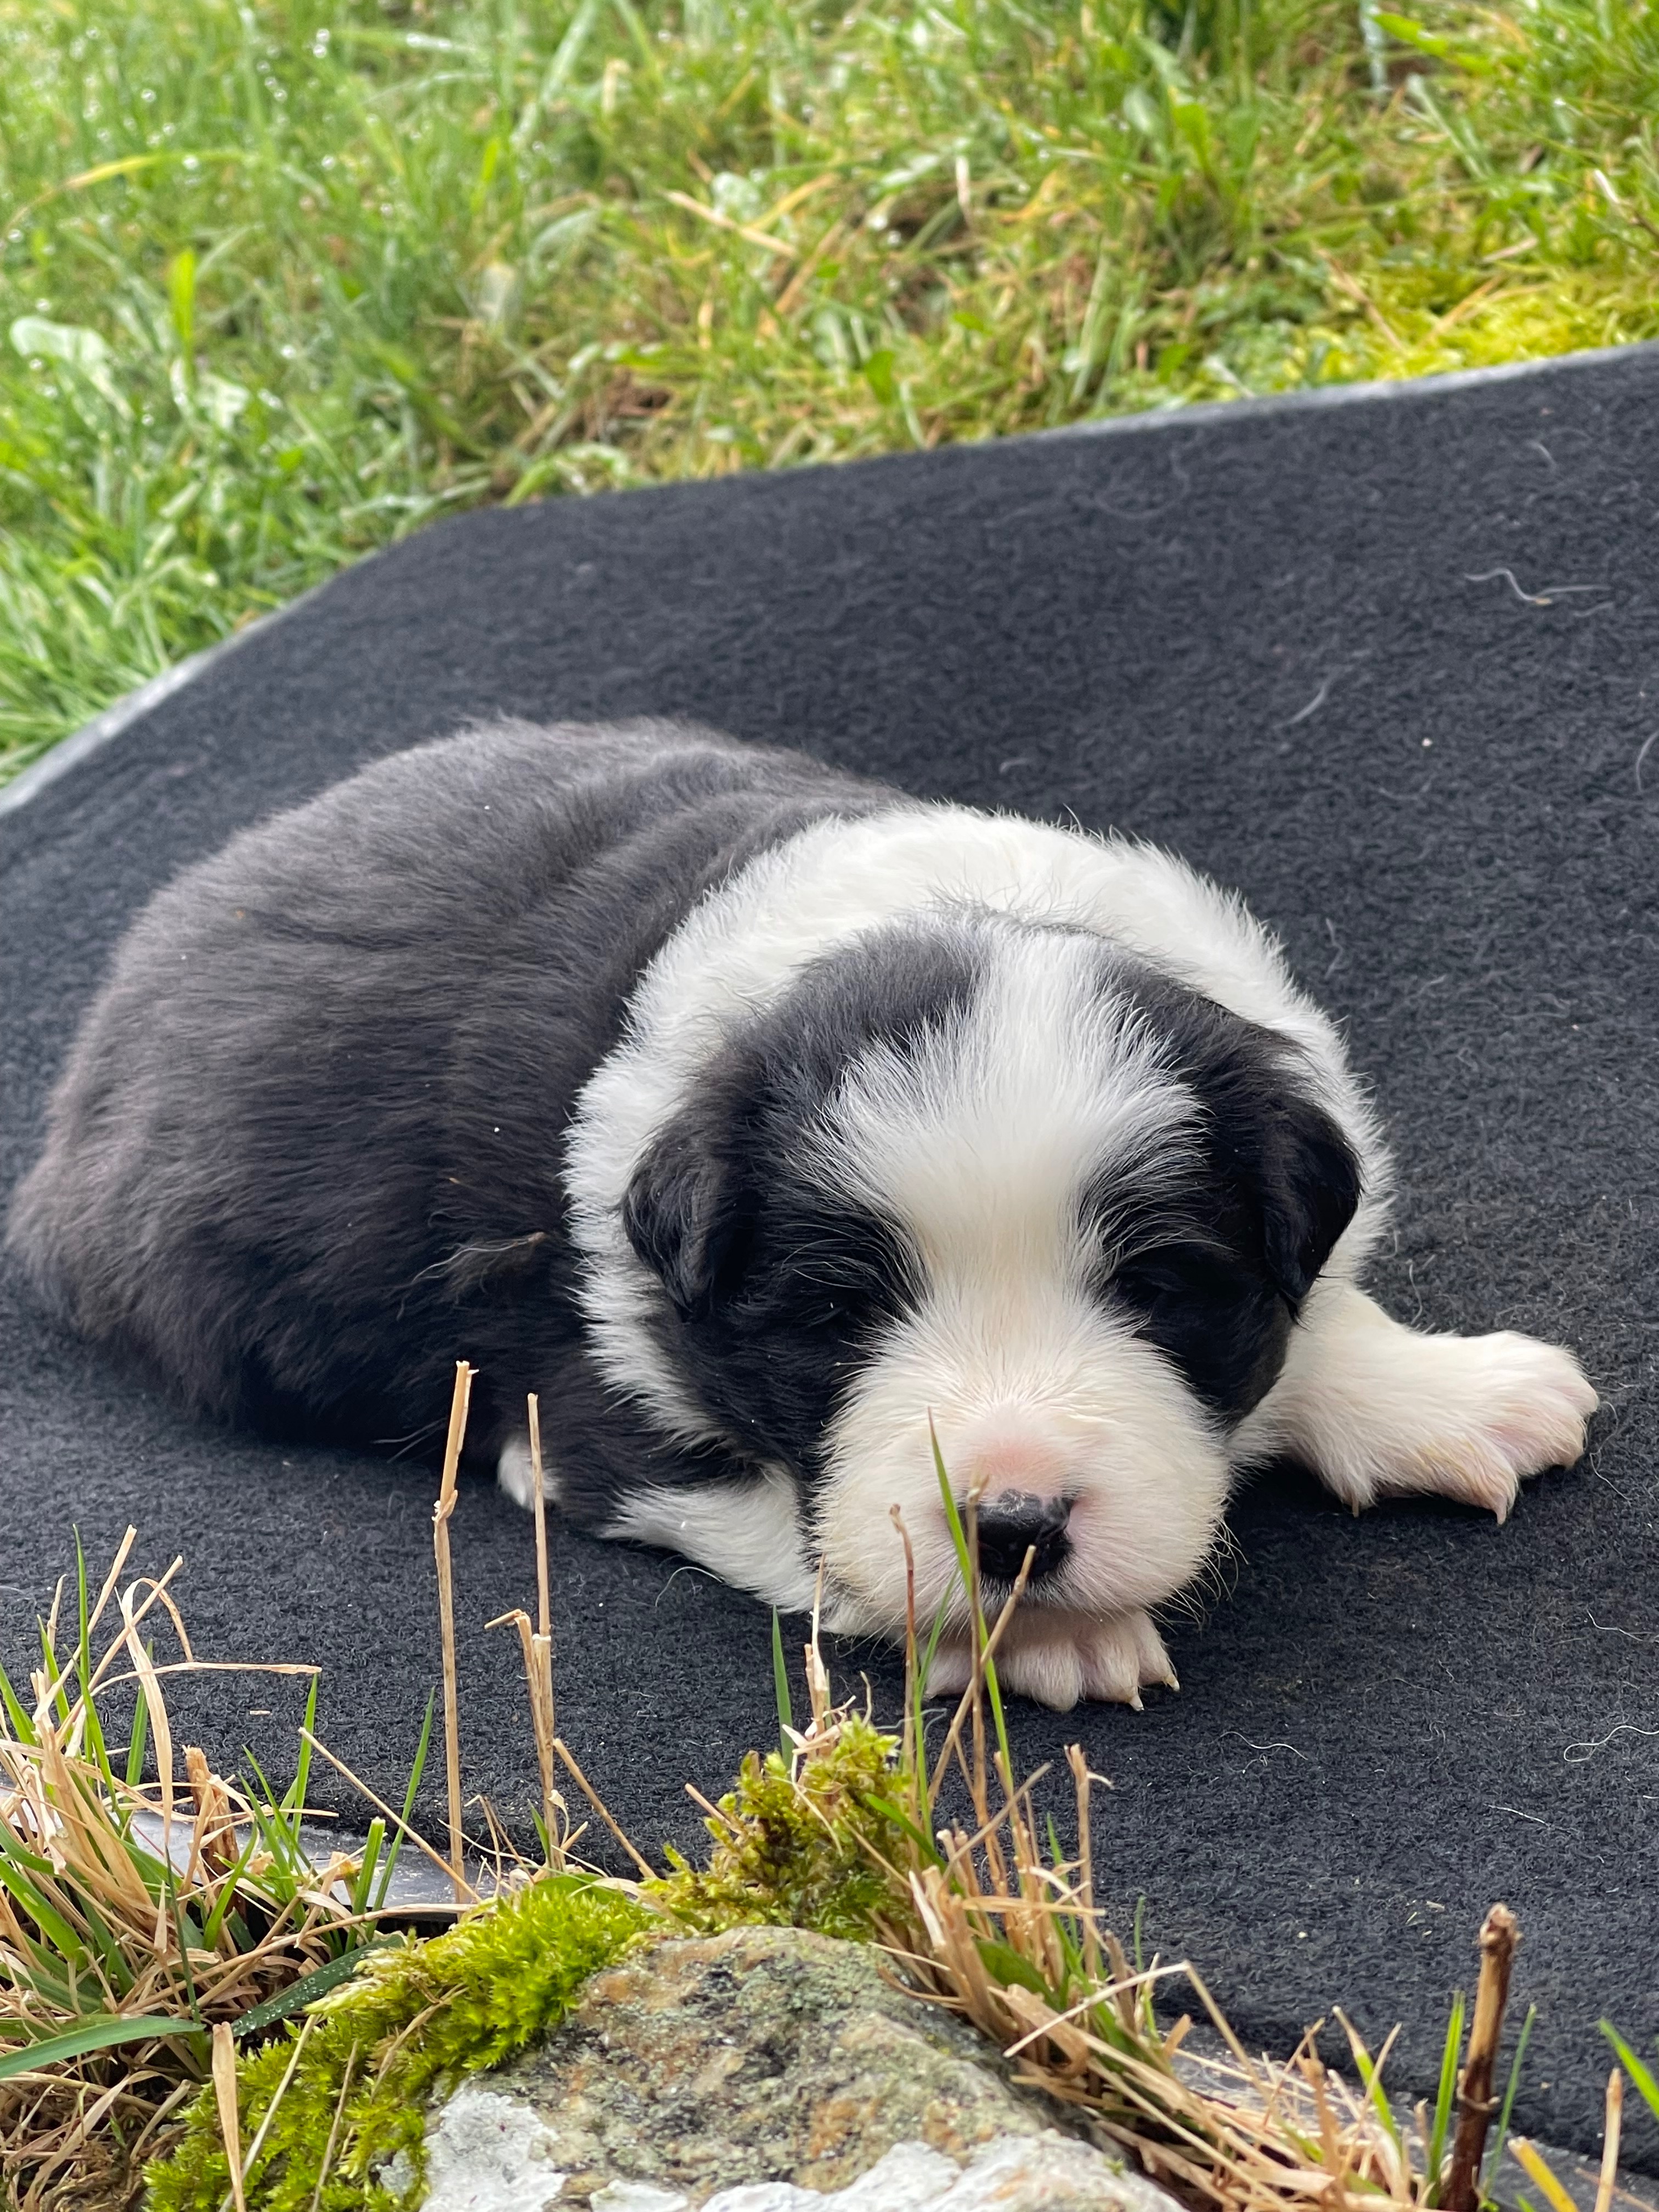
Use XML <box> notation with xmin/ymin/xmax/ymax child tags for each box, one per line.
<box><xmin>602</xmin><ymin>1465</ymin><xmax>819</xmax><ymax>1612</ymax></box>
<box><xmin>808</xmin><ymin>937</ymin><xmax>1227</xmax><ymax>1635</ymax></box>
<box><xmin>806</xmin><ymin>938</ymin><xmax>1199</xmax><ymax>1277</ymax></box>
<box><xmin>565</xmin><ymin>803</ymin><xmax>1392</xmax><ymax>1451</ymax></box>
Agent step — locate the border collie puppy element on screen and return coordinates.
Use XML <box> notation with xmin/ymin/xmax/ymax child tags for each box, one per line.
<box><xmin>8</xmin><ymin>720</ymin><xmax>1597</xmax><ymax>1708</ymax></box>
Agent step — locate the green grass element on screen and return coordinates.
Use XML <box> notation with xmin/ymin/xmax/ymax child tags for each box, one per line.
<box><xmin>2</xmin><ymin>0</ymin><xmax>1658</xmax><ymax>780</ymax></box>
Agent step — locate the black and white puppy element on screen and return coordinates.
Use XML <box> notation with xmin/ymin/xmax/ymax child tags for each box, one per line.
<box><xmin>8</xmin><ymin>720</ymin><xmax>1597</xmax><ymax>1708</ymax></box>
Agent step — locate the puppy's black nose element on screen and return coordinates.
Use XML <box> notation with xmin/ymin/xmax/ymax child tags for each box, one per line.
<box><xmin>969</xmin><ymin>1490</ymin><xmax>1073</xmax><ymax>1584</ymax></box>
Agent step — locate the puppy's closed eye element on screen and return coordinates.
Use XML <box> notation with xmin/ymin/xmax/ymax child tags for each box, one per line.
<box><xmin>1110</xmin><ymin>1239</ymin><xmax>1251</xmax><ymax>1313</ymax></box>
<box><xmin>1108</xmin><ymin>1238</ymin><xmax>1287</xmax><ymax>1420</ymax></box>
<box><xmin>737</xmin><ymin>1261</ymin><xmax>889</xmax><ymax>1339</ymax></box>
<box><xmin>800</xmin><ymin>1284</ymin><xmax>877</xmax><ymax>1330</ymax></box>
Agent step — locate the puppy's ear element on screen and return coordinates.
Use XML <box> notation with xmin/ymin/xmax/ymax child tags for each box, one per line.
<box><xmin>621</xmin><ymin>1109</ymin><xmax>756</xmax><ymax>1323</ymax></box>
<box><xmin>1248</xmin><ymin>1088</ymin><xmax>1362</xmax><ymax>1304</ymax></box>
<box><xmin>1177</xmin><ymin>995</ymin><xmax>1364</xmax><ymax>1305</ymax></box>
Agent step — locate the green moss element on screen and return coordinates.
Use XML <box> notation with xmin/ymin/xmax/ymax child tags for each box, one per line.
<box><xmin>144</xmin><ymin>1873</ymin><xmax>652</xmax><ymax>2212</ymax></box>
<box><xmin>652</xmin><ymin>1717</ymin><xmax>918</xmax><ymax>1944</ymax></box>
<box><xmin>1222</xmin><ymin>256</ymin><xmax>1656</xmax><ymax>393</ymax></box>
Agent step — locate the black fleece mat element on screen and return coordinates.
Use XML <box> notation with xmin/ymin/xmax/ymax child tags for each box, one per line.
<box><xmin>4</xmin><ymin>349</ymin><xmax>1657</xmax><ymax>2169</ymax></box>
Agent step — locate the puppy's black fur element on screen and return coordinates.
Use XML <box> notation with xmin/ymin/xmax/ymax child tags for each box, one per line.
<box><xmin>618</xmin><ymin>926</ymin><xmax>978</xmax><ymax>1475</ymax></box>
<box><xmin>7</xmin><ymin>721</ymin><xmax>888</xmax><ymax>1488</ymax></box>
<box><xmin>1096</xmin><ymin>971</ymin><xmax>1361</xmax><ymax>1422</ymax></box>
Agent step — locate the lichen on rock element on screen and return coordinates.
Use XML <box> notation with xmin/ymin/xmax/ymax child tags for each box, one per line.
<box><xmin>419</xmin><ymin>1923</ymin><xmax>1180</xmax><ymax>2212</ymax></box>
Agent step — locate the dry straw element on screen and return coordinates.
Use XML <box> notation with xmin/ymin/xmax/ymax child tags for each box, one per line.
<box><xmin>430</xmin><ymin>1359</ymin><xmax>473</xmax><ymax>1903</ymax></box>
<box><xmin>0</xmin><ymin>1532</ymin><xmax>397</xmax><ymax>2209</ymax></box>
<box><xmin>486</xmin><ymin>1391</ymin><xmax>565</xmax><ymax>1863</ymax></box>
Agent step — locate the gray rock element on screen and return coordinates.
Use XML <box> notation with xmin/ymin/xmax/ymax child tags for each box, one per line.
<box><xmin>419</xmin><ymin>1924</ymin><xmax>1182</xmax><ymax>2212</ymax></box>
<box><xmin>419</xmin><ymin>2080</ymin><xmax>564</xmax><ymax>2211</ymax></box>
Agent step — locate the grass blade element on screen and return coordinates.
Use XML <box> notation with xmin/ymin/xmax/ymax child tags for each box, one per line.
<box><xmin>351</xmin><ymin>1818</ymin><xmax>387</xmax><ymax>1920</ymax></box>
<box><xmin>1600</xmin><ymin>2025</ymin><xmax>1659</xmax><ymax>2126</ymax></box>
<box><xmin>1336</xmin><ymin>2009</ymin><xmax>1404</xmax><ymax>2155</ymax></box>
<box><xmin>199</xmin><ymin>1824</ymin><xmax>268</xmax><ymax>1951</ymax></box>
<box><xmin>72</xmin><ymin>1528</ymin><xmax>113</xmax><ymax>1782</ymax></box>
<box><xmin>125</xmin><ymin>1664</ymin><xmax>151</xmax><ymax>1786</ymax></box>
<box><xmin>929</xmin><ymin>1419</ymin><xmax>1019</xmax><ymax>1795</ymax></box>
<box><xmin>0</xmin><ymin>1655</ymin><xmax>37</xmax><ymax>1748</ymax></box>
<box><xmin>931</xmin><ymin>1417</ymin><xmax>972</xmax><ymax>1587</ymax></box>
<box><xmin>284</xmin><ymin>1671</ymin><xmax>321</xmax><ymax>1844</ymax></box>
<box><xmin>0</xmin><ymin>1854</ymin><xmax>88</xmax><ymax>1970</ymax></box>
<box><xmin>239</xmin><ymin>1751</ymin><xmax>307</xmax><ymax>1882</ymax></box>
<box><xmin>1429</xmin><ymin>1988</ymin><xmax>1467</xmax><ymax>2197</ymax></box>
<box><xmin>1486</xmin><ymin>2003</ymin><xmax>1537</xmax><ymax>2202</ymax></box>
<box><xmin>0</xmin><ymin>2014</ymin><xmax>203</xmax><ymax>2081</ymax></box>
<box><xmin>232</xmin><ymin>1940</ymin><xmax>391</xmax><ymax>2040</ymax></box>
<box><xmin>771</xmin><ymin>1609</ymin><xmax>794</xmax><ymax>1759</ymax></box>
<box><xmin>372</xmin><ymin>1691</ymin><xmax>435</xmax><ymax>1912</ymax></box>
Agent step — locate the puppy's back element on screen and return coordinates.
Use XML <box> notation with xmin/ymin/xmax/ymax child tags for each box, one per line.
<box><xmin>7</xmin><ymin>718</ymin><xmax>884</xmax><ymax>1444</ymax></box>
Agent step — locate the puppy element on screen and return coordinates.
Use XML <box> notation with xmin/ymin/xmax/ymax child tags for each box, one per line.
<box><xmin>8</xmin><ymin>720</ymin><xmax>1597</xmax><ymax>1708</ymax></box>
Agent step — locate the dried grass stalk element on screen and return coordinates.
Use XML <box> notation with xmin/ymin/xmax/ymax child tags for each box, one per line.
<box><xmin>431</xmin><ymin>1360</ymin><xmax>475</xmax><ymax>1903</ymax></box>
<box><xmin>528</xmin><ymin>1393</ymin><xmax>556</xmax><ymax>1733</ymax></box>
<box><xmin>1445</xmin><ymin>1904</ymin><xmax>1519</xmax><ymax>2212</ymax></box>
<box><xmin>486</xmin><ymin>1394</ymin><xmax>566</xmax><ymax>1863</ymax></box>
<box><xmin>1595</xmin><ymin>2069</ymin><xmax>1624</xmax><ymax>2212</ymax></box>
<box><xmin>210</xmin><ymin>2023</ymin><xmax>246</xmax><ymax>2212</ymax></box>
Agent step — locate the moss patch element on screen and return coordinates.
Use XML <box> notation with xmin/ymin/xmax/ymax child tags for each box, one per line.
<box><xmin>652</xmin><ymin>1716</ymin><xmax>915</xmax><ymax>1944</ymax></box>
<box><xmin>144</xmin><ymin>1874</ymin><xmax>652</xmax><ymax>2212</ymax></box>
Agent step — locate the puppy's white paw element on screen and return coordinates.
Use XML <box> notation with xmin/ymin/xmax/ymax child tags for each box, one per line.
<box><xmin>928</xmin><ymin>1608</ymin><xmax>1178</xmax><ymax>1712</ymax></box>
<box><xmin>1324</xmin><ymin>1330</ymin><xmax>1598</xmax><ymax>1521</ymax></box>
<box><xmin>1407</xmin><ymin>1331</ymin><xmax>1596</xmax><ymax>1519</ymax></box>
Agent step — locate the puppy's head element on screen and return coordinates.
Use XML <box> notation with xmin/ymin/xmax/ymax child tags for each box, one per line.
<box><xmin>619</xmin><ymin>917</ymin><xmax>1360</xmax><ymax>1635</ymax></box>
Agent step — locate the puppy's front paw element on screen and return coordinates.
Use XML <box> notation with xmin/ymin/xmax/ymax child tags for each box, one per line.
<box><xmin>928</xmin><ymin>1607</ymin><xmax>1178</xmax><ymax>1712</ymax></box>
<box><xmin>1405</xmin><ymin>1331</ymin><xmax>1597</xmax><ymax>1519</ymax></box>
<box><xmin>1318</xmin><ymin>1330</ymin><xmax>1598</xmax><ymax>1521</ymax></box>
